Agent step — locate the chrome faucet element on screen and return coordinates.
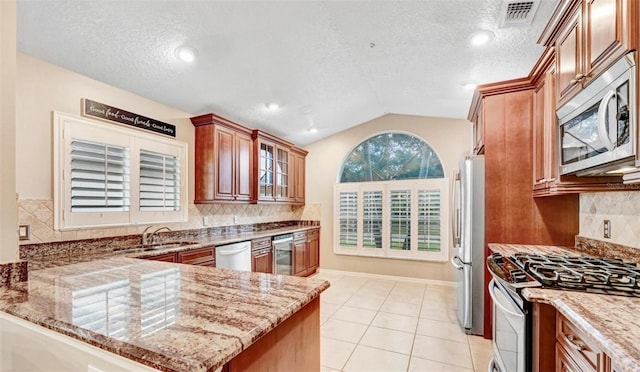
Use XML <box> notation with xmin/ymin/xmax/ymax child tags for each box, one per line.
<box><xmin>141</xmin><ymin>226</ymin><xmax>172</xmax><ymax>245</ymax></box>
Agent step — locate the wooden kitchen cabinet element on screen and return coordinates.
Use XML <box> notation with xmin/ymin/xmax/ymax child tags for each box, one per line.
<box><xmin>178</xmin><ymin>246</ymin><xmax>216</xmax><ymax>266</ymax></box>
<box><xmin>556</xmin><ymin>312</ymin><xmax>605</xmax><ymax>372</ymax></box>
<box><xmin>545</xmin><ymin>0</ymin><xmax>637</xmax><ymax>107</ymax></box>
<box><xmin>145</xmin><ymin>252</ymin><xmax>178</xmax><ymax>263</ymax></box>
<box><xmin>251</xmin><ymin>237</ymin><xmax>273</xmax><ymax>274</ymax></box>
<box><xmin>290</xmin><ymin>147</ymin><xmax>308</xmax><ymax>205</ymax></box>
<box><xmin>252</xmin><ymin>130</ymin><xmax>293</xmax><ymax>203</ymax></box>
<box><xmin>292</xmin><ymin>228</ymin><xmax>320</xmax><ymax>277</ymax></box>
<box><xmin>531</xmin><ymin>48</ymin><xmax>620</xmax><ymax>196</ymax></box>
<box><xmin>190</xmin><ymin>113</ymin><xmax>253</xmax><ymax>203</ymax></box>
<box><xmin>470</xmin><ymin>105</ymin><xmax>484</xmax><ymax>155</ymax></box>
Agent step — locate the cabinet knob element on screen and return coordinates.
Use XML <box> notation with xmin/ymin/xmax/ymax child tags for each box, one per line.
<box><xmin>569</xmin><ymin>73</ymin><xmax>586</xmax><ymax>85</ymax></box>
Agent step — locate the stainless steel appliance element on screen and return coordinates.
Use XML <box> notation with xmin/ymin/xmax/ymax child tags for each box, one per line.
<box><xmin>486</xmin><ymin>251</ymin><xmax>640</xmax><ymax>372</ymax></box>
<box><xmin>557</xmin><ymin>52</ymin><xmax>636</xmax><ymax>176</ymax></box>
<box><xmin>272</xmin><ymin>233</ymin><xmax>293</xmax><ymax>275</ymax></box>
<box><xmin>450</xmin><ymin>155</ymin><xmax>485</xmax><ymax>335</ymax></box>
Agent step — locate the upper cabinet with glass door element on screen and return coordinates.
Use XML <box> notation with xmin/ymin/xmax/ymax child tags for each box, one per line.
<box><xmin>252</xmin><ymin>130</ymin><xmax>297</xmax><ymax>203</ymax></box>
<box><xmin>539</xmin><ymin>0</ymin><xmax>637</xmax><ymax>107</ymax></box>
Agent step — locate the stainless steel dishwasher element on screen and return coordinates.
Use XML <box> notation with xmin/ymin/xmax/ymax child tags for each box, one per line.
<box><xmin>272</xmin><ymin>234</ymin><xmax>293</xmax><ymax>275</ymax></box>
<box><xmin>215</xmin><ymin>241</ymin><xmax>251</xmax><ymax>271</ymax></box>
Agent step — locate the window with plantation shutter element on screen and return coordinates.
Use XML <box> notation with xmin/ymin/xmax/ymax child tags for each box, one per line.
<box><xmin>70</xmin><ymin>139</ymin><xmax>130</xmax><ymax>212</ymax></box>
<box><xmin>334</xmin><ymin>132</ymin><xmax>448</xmax><ymax>262</ymax></box>
<box><xmin>54</xmin><ymin>111</ymin><xmax>188</xmax><ymax>229</ymax></box>
<box><xmin>139</xmin><ymin>150</ymin><xmax>181</xmax><ymax>212</ymax></box>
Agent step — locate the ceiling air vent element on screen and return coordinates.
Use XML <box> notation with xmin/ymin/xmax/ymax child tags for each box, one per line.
<box><xmin>498</xmin><ymin>1</ymin><xmax>540</xmax><ymax>28</ymax></box>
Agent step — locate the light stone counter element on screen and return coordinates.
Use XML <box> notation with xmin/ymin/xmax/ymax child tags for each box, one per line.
<box><xmin>0</xmin><ymin>257</ymin><xmax>329</xmax><ymax>372</ymax></box>
<box><xmin>490</xmin><ymin>243</ymin><xmax>640</xmax><ymax>372</ymax></box>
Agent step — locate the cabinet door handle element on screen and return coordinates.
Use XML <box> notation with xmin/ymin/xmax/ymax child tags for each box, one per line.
<box><xmin>565</xmin><ymin>334</ymin><xmax>587</xmax><ymax>351</ymax></box>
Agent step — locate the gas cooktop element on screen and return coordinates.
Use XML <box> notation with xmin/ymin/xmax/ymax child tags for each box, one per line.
<box><xmin>488</xmin><ymin>252</ymin><xmax>640</xmax><ymax>297</ymax></box>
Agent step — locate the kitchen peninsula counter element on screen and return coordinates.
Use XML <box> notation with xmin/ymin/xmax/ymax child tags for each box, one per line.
<box><xmin>490</xmin><ymin>243</ymin><xmax>640</xmax><ymax>372</ymax></box>
<box><xmin>0</xmin><ymin>256</ymin><xmax>329</xmax><ymax>371</ymax></box>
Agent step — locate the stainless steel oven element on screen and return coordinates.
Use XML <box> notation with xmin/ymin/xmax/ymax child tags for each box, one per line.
<box><xmin>272</xmin><ymin>233</ymin><xmax>293</xmax><ymax>275</ymax></box>
<box><xmin>488</xmin><ymin>278</ymin><xmax>530</xmax><ymax>372</ymax></box>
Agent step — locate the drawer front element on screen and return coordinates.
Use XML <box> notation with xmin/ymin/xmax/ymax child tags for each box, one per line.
<box><xmin>146</xmin><ymin>253</ymin><xmax>177</xmax><ymax>263</ymax></box>
<box><xmin>307</xmin><ymin>228</ymin><xmax>319</xmax><ymax>239</ymax></box>
<box><xmin>556</xmin><ymin>342</ymin><xmax>583</xmax><ymax>372</ymax></box>
<box><xmin>252</xmin><ymin>237</ymin><xmax>272</xmax><ymax>251</ymax></box>
<box><xmin>178</xmin><ymin>247</ymin><xmax>215</xmax><ymax>265</ymax></box>
<box><xmin>293</xmin><ymin>231</ymin><xmax>307</xmax><ymax>241</ymax></box>
<box><xmin>557</xmin><ymin>313</ymin><xmax>602</xmax><ymax>371</ymax></box>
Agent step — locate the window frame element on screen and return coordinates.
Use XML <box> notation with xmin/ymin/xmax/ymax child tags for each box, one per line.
<box><xmin>333</xmin><ymin>179</ymin><xmax>449</xmax><ymax>262</ymax></box>
<box><xmin>53</xmin><ymin>111</ymin><xmax>188</xmax><ymax>230</ymax></box>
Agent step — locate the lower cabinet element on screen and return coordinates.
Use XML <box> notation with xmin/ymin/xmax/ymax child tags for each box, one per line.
<box><xmin>145</xmin><ymin>246</ymin><xmax>216</xmax><ymax>267</ymax></box>
<box><xmin>178</xmin><ymin>247</ymin><xmax>216</xmax><ymax>266</ymax></box>
<box><xmin>251</xmin><ymin>237</ymin><xmax>273</xmax><ymax>274</ymax></box>
<box><xmin>293</xmin><ymin>228</ymin><xmax>320</xmax><ymax>277</ymax></box>
<box><xmin>145</xmin><ymin>252</ymin><xmax>178</xmax><ymax>263</ymax></box>
<box><xmin>556</xmin><ymin>312</ymin><xmax>605</xmax><ymax>372</ymax></box>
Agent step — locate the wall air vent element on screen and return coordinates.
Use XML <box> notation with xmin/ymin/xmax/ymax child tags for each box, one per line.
<box><xmin>498</xmin><ymin>1</ymin><xmax>540</xmax><ymax>28</ymax></box>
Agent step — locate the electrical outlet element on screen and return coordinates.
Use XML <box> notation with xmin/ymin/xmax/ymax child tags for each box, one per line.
<box><xmin>203</xmin><ymin>216</ymin><xmax>209</xmax><ymax>226</ymax></box>
<box><xmin>603</xmin><ymin>220</ymin><xmax>611</xmax><ymax>238</ymax></box>
<box><xmin>234</xmin><ymin>215</ymin><xmax>239</xmax><ymax>224</ymax></box>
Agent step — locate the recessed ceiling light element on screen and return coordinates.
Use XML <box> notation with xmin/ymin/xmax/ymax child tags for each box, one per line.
<box><xmin>462</xmin><ymin>81</ymin><xmax>478</xmax><ymax>90</ymax></box>
<box><xmin>266</xmin><ymin>102</ymin><xmax>280</xmax><ymax>110</ymax></box>
<box><xmin>307</xmin><ymin>127</ymin><xmax>318</xmax><ymax>134</ymax></box>
<box><xmin>175</xmin><ymin>46</ymin><xmax>198</xmax><ymax>62</ymax></box>
<box><xmin>470</xmin><ymin>30</ymin><xmax>495</xmax><ymax>46</ymax></box>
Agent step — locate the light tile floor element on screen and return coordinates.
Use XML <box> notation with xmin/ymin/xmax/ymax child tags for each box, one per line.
<box><xmin>312</xmin><ymin>271</ymin><xmax>492</xmax><ymax>372</ymax></box>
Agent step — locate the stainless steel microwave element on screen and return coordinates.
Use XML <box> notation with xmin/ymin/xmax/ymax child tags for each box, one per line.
<box><xmin>557</xmin><ymin>52</ymin><xmax>636</xmax><ymax>176</ymax></box>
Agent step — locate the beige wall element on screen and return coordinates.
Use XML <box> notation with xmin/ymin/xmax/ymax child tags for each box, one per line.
<box><xmin>0</xmin><ymin>0</ymin><xmax>19</xmax><ymax>263</ymax></box>
<box><xmin>15</xmin><ymin>53</ymin><xmax>308</xmax><ymax>244</ymax></box>
<box><xmin>305</xmin><ymin>114</ymin><xmax>471</xmax><ymax>282</ymax></box>
<box><xmin>580</xmin><ymin>192</ymin><xmax>640</xmax><ymax>248</ymax></box>
<box><xmin>16</xmin><ymin>53</ymin><xmax>195</xmax><ymax>199</ymax></box>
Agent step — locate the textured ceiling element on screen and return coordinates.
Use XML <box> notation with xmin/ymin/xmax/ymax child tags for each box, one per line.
<box><xmin>16</xmin><ymin>0</ymin><xmax>557</xmax><ymax>145</ymax></box>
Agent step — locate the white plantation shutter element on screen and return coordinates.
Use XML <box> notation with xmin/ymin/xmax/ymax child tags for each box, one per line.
<box><xmin>389</xmin><ymin>189</ymin><xmax>412</xmax><ymax>251</ymax></box>
<box><xmin>54</xmin><ymin>112</ymin><xmax>188</xmax><ymax>229</ymax></box>
<box><xmin>139</xmin><ymin>150</ymin><xmax>181</xmax><ymax>212</ymax></box>
<box><xmin>417</xmin><ymin>189</ymin><xmax>441</xmax><ymax>252</ymax></box>
<box><xmin>70</xmin><ymin>139</ymin><xmax>130</xmax><ymax>212</ymax></box>
<box><xmin>334</xmin><ymin>179</ymin><xmax>449</xmax><ymax>261</ymax></box>
<box><xmin>338</xmin><ymin>191</ymin><xmax>358</xmax><ymax>248</ymax></box>
<box><xmin>362</xmin><ymin>191</ymin><xmax>383</xmax><ymax>249</ymax></box>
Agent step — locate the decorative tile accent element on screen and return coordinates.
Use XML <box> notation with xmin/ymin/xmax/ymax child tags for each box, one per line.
<box><xmin>579</xmin><ymin>192</ymin><xmax>640</xmax><ymax>249</ymax></box>
<box><xmin>18</xmin><ymin>199</ymin><xmax>318</xmax><ymax>245</ymax></box>
<box><xmin>0</xmin><ymin>261</ymin><xmax>28</xmax><ymax>286</ymax></box>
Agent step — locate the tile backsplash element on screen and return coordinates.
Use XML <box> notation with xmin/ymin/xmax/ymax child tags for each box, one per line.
<box><xmin>580</xmin><ymin>192</ymin><xmax>640</xmax><ymax>248</ymax></box>
<box><xmin>18</xmin><ymin>199</ymin><xmax>322</xmax><ymax>244</ymax></box>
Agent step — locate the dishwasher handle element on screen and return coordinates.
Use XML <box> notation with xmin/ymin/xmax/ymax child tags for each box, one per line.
<box><xmin>217</xmin><ymin>245</ymin><xmax>249</xmax><ymax>256</ymax></box>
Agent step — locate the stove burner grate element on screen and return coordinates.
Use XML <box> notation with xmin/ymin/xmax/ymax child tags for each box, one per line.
<box><xmin>511</xmin><ymin>252</ymin><xmax>640</xmax><ymax>297</ymax></box>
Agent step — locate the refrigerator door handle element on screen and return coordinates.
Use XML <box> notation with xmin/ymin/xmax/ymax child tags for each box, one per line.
<box><xmin>452</xmin><ymin>170</ymin><xmax>461</xmax><ymax>247</ymax></box>
<box><xmin>450</xmin><ymin>255</ymin><xmax>464</xmax><ymax>270</ymax></box>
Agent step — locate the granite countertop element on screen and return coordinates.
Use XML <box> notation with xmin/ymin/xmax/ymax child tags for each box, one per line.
<box><xmin>489</xmin><ymin>243</ymin><xmax>640</xmax><ymax>372</ymax></box>
<box><xmin>0</xmin><ymin>257</ymin><xmax>329</xmax><ymax>372</ymax></box>
<box><xmin>25</xmin><ymin>224</ymin><xmax>320</xmax><ymax>271</ymax></box>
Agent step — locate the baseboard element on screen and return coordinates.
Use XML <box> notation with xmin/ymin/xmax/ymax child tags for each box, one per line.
<box><xmin>316</xmin><ymin>268</ymin><xmax>456</xmax><ymax>287</ymax></box>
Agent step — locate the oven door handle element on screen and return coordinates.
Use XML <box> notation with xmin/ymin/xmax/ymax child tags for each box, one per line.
<box><xmin>597</xmin><ymin>89</ymin><xmax>618</xmax><ymax>151</ymax></box>
<box><xmin>488</xmin><ymin>279</ymin><xmax>524</xmax><ymax>319</ymax></box>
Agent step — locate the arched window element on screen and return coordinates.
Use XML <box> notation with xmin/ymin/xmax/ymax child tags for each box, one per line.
<box><xmin>334</xmin><ymin>132</ymin><xmax>449</xmax><ymax>262</ymax></box>
<box><xmin>340</xmin><ymin>132</ymin><xmax>444</xmax><ymax>182</ymax></box>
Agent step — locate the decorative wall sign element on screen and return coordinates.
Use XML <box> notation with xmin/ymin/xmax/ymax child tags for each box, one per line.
<box><xmin>82</xmin><ymin>98</ymin><xmax>176</xmax><ymax>137</ymax></box>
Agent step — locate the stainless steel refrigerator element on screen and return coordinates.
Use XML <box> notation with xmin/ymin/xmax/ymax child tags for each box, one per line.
<box><xmin>451</xmin><ymin>155</ymin><xmax>485</xmax><ymax>336</ymax></box>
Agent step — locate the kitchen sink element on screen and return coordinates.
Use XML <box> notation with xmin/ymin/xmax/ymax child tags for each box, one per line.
<box><xmin>113</xmin><ymin>241</ymin><xmax>198</xmax><ymax>254</ymax></box>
